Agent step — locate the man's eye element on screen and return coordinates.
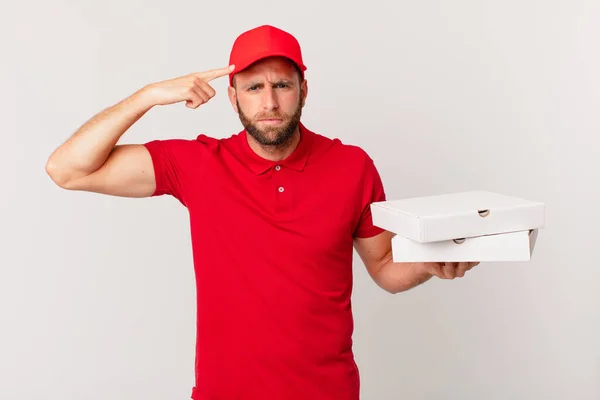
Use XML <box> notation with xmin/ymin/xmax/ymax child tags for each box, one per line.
<box><xmin>276</xmin><ymin>83</ymin><xmax>288</xmax><ymax>88</ymax></box>
<box><xmin>249</xmin><ymin>86</ymin><xmax>258</xmax><ymax>91</ymax></box>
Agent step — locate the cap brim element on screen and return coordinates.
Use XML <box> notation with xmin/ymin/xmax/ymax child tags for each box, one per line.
<box><xmin>229</xmin><ymin>52</ymin><xmax>307</xmax><ymax>86</ymax></box>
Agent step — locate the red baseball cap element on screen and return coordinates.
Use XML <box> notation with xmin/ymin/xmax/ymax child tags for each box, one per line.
<box><xmin>228</xmin><ymin>25</ymin><xmax>307</xmax><ymax>87</ymax></box>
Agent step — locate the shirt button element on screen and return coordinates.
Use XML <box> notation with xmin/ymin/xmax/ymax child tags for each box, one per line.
<box><xmin>275</xmin><ymin>165</ymin><xmax>281</xmax><ymax>171</ymax></box>
<box><xmin>278</xmin><ymin>186</ymin><xmax>284</xmax><ymax>193</ymax></box>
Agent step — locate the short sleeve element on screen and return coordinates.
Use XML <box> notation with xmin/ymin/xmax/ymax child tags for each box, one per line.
<box><xmin>353</xmin><ymin>154</ymin><xmax>387</xmax><ymax>238</ymax></box>
<box><xmin>143</xmin><ymin>139</ymin><xmax>191</xmax><ymax>206</ymax></box>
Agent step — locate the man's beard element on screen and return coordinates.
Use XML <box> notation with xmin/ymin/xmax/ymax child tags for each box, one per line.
<box><xmin>237</xmin><ymin>96</ymin><xmax>303</xmax><ymax>147</ymax></box>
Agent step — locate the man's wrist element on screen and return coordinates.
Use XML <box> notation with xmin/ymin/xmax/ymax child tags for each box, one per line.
<box><xmin>131</xmin><ymin>85</ymin><xmax>158</xmax><ymax>111</ymax></box>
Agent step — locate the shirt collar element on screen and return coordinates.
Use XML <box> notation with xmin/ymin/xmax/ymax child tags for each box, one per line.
<box><xmin>235</xmin><ymin>121</ymin><xmax>314</xmax><ymax>175</ymax></box>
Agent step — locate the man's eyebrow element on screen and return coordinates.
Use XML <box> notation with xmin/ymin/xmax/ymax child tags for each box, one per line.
<box><xmin>241</xmin><ymin>79</ymin><xmax>296</xmax><ymax>89</ymax></box>
<box><xmin>241</xmin><ymin>81</ymin><xmax>261</xmax><ymax>90</ymax></box>
<box><xmin>276</xmin><ymin>79</ymin><xmax>295</xmax><ymax>85</ymax></box>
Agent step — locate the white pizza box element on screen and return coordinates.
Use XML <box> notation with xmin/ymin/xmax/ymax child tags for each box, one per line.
<box><xmin>390</xmin><ymin>229</ymin><xmax>538</xmax><ymax>262</ymax></box>
<box><xmin>370</xmin><ymin>190</ymin><xmax>545</xmax><ymax>243</ymax></box>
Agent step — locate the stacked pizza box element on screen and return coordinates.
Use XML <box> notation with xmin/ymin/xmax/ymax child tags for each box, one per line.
<box><xmin>370</xmin><ymin>190</ymin><xmax>546</xmax><ymax>262</ymax></box>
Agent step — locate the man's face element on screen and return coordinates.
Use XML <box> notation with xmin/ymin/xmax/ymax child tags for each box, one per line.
<box><xmin>228</xmin><ymin>57</ymin><xmax>307</xmax><ymax>147</ymax></box>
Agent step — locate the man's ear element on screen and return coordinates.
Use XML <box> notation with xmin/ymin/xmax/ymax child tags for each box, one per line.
<box><xmin>228</xmin><ymin>86</ymin><xmax>239</xmax><ymax>113</ymax></box>
<box><xmin>301</xmin><ymin>79</ymin><xmax>308</xmax><ymax>108</ymax></box>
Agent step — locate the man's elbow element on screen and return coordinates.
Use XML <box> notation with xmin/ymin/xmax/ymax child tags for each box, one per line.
<box><xmin>45</xmin><ymin>159</ymin><xmax>73</xmax><ymax>189</ymax></box>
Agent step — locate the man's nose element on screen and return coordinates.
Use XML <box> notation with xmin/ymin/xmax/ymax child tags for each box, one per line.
<box><xmin>262</xmin><ymin>88</ymin><xmax>279</xmax><ymax>110</ymax></box>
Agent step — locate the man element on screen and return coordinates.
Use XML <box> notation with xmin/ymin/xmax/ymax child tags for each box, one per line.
<box><xmin>46</xmin><ymin>25</ymin><xmax>478</xmax><ymax>400</ymax></box>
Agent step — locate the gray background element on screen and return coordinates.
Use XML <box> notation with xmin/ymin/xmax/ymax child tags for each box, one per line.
<box><xmin>3</xmin><ymin>0</ymin><xmax>599</xmax><ymax>399</ymax></box>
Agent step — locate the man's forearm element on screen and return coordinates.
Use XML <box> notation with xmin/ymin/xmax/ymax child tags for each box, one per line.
<box><xmin>374</xmin><ymin>259</ymin><xmax>433</xmax><ymax>294</ymax></box>
<box><xmin>46</xmin><ymin>88</ymin><xmax>155</xmax><ymax>186</ymax></box>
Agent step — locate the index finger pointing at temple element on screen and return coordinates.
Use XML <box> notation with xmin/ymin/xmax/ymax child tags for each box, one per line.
<box><xmin>195</xmin><ymin>65</ymin><xmax>235</xmax><ymax>82</ymax></box>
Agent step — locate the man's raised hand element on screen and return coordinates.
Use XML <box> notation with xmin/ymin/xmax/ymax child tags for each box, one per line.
<box><xmin>142</xmin><ymin>65</ymin><xmax>235</xmax><ymax>109</ymax></box>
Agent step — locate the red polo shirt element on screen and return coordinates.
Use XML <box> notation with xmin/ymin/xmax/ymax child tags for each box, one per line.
<box><xmin>143</xmin><ymin>122</ymin><xmax>386</xmax><ymax>400</ymax></box>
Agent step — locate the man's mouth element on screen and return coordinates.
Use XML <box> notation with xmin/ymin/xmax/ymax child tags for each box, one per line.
<box><xmin>257</xmin><ymin>118</ymin><xmax>283</xmax><ymax>125</ymax></box>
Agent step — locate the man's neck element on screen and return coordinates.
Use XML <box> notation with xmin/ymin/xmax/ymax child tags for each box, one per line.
<box><xmin>246</xmin><ymin>127</ymin><xmax>301</xmax><ymax>162</ymax></box>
